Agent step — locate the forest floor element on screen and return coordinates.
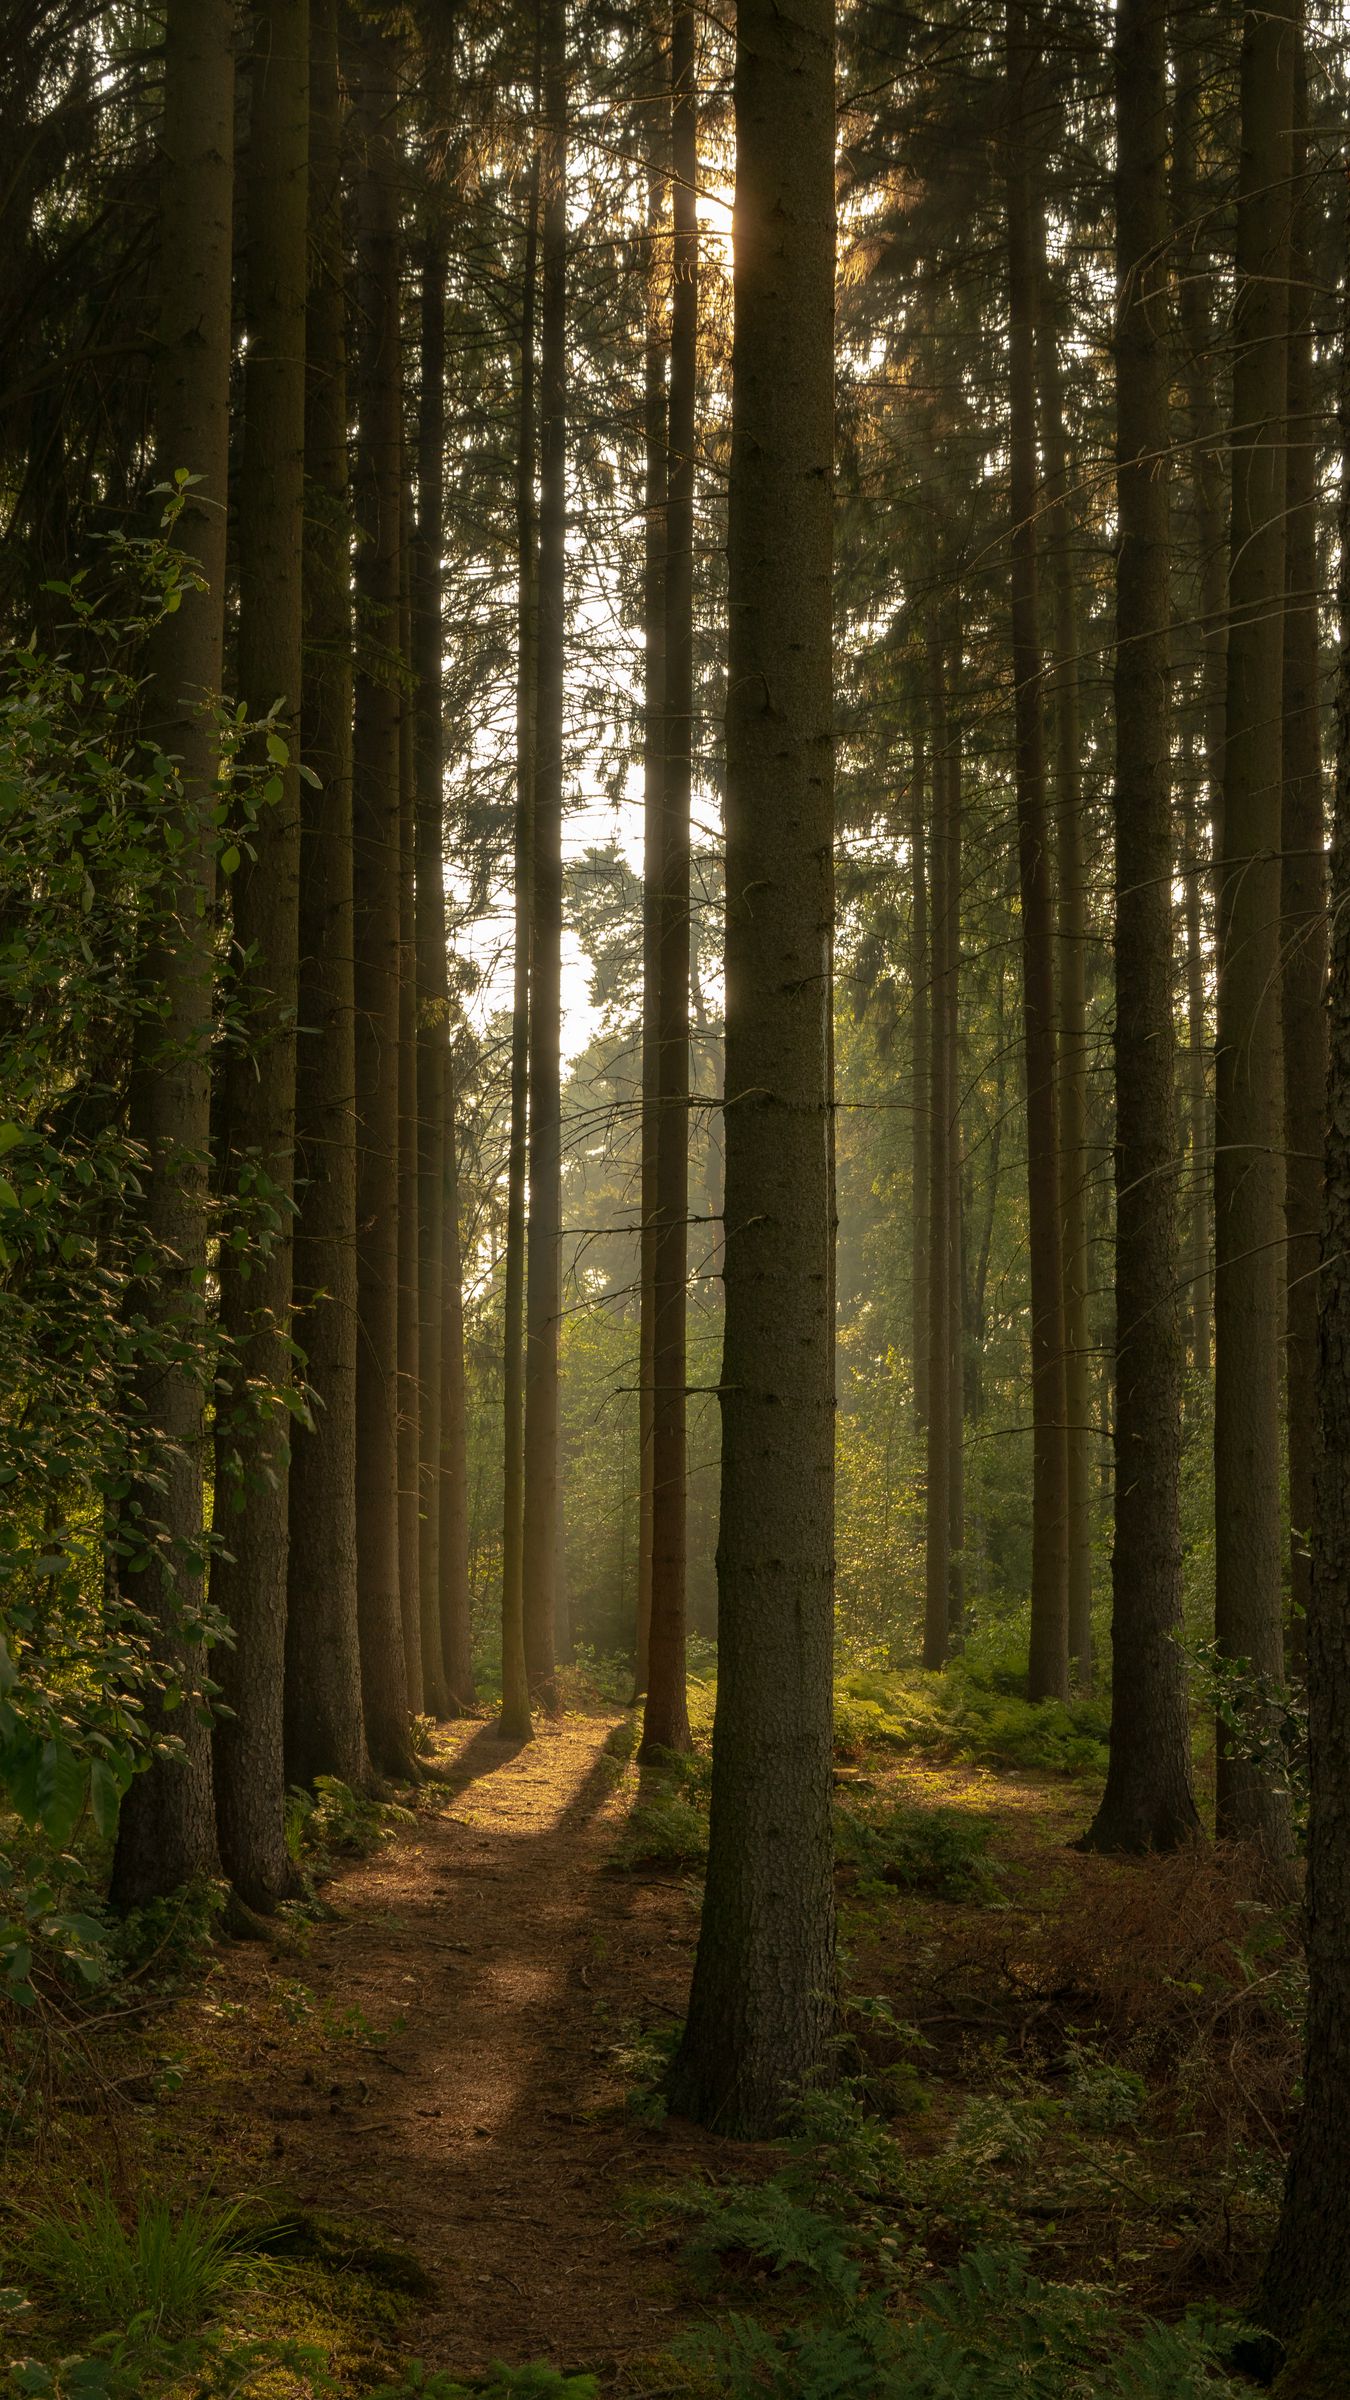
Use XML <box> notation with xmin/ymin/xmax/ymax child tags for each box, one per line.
<box><xmin>0</xmin><ymin>1675</ymin><xmax>1307</xmax><ymax>2396</ymax></box>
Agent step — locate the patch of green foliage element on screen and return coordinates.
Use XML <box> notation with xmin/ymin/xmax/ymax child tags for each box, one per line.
<box><xmin>283</xmin><ymin>1775</ymin><xmax>416</xmax><ymax>1880</ymax></box>
<box><xmin>366</xmin><ymin>2368</ymin><xmax>598</xmax><ymax>2399</ymax></box>
<box><xmin>673</xmin><ymin>2247</ymin><xmax>1250</xmax><ymax>2399</ymax></box>
<box><xmin>18</xmin><ymin>2185</ymin><xmax>264</xmax><ymax>2339</ymax></box>
<box><xmin>834</xmin><ymin>1796</ymin><xmax>1002</xmax><ymax>1901</ymax></box>
<box><xmin>834</xmin><ymin>1656</ymin><xmax>1110</xmax><ymax>1778</ymax></box>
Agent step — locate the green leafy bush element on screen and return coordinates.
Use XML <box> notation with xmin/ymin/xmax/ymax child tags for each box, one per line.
<box><xmin>835</xmin><ymin>1796</ymin><xmax>1001</xmax><ymax>1901</ymax></box>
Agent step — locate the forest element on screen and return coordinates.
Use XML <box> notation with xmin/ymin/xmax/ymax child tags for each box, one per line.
<box><xmin>2</xmin><ymin>0</ymin><xmax>1350</xmax><ymax>2390</ymax></box>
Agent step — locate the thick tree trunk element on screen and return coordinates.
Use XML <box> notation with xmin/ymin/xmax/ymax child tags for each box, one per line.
<box><xmin>909</xmin><ymin>735</ymin><xmax>930</xmax><ymax>1438</ymax></box>
<box><xmin>634</xmin><ymin>146</ymin><xmax>668</xmax><ymax>1704</ymax></box>
<box><xmin>111</xmin><ymin>0</ymin><xmax>235</xmax><ymax>1905</ymax></box>
<box><xmin>349</xmin><ymin>18</ymin><xmax>415</xmax><ymax>1779</ymax></box>
<box><xmin>500</xmin><ymin>146</ymin><xmax>540</xmax><ymax>1744</ymax></box>
<box><xmin>1037</xmin><ymin>258</ymin><xmax>1092</xmax><ymax>1686</ymax></box>
<box><xmin>1181</xmin><ymin>763</ymin><xmax>1213</xmax><ymax>1378</ymax></box>
<box><xmin>211</xmin><ymin>0</ymin><xmax>309</xmax><ymax>1910</ymax></box>
<box><xmin>641</xmin><ymin>0</ymin><xmax>696</xmax><ymax>1761</ymax></box>
<box><xmin>521</xmin><ymin>0</ymin><xmax>567</xmax><ymax>1712</ymax></box>
<box><xmin>285</xmin><ymin>0</ymin><xmax>367</xmax><ymax>1794</ymax></box>
<box><xmin>1083</xmin><ymin>0</ymin><xmax>1199</xmax><ymax>1855</ymax></box>
<box><xmin>923</xmin><ymin>634</ymin><xmax>952</xmax><ymax>1671</ymax></box>
<box><xmin>1213</xmin><ymin>0</ymin><xmax>1296</xmax><ymax>1859</ymax></box>
<box><xmin>1006</xmin><ymin>0</ymin><xmax>1069</xmax><ymax>1703</ymax></box>
<box><xmin>668</xmin><ymin>0</ymin><xmax>837</xmax><ymax>2139</ymax></box>
<box><xmin>1258</xmin><ymin>208</ymin><xmax>1350</xmax><ymax>2348</ymax></box>
<box><xmin>396</xmin><ymin>558</ymin><xmax>425</xmax><ymax>1715</ymax></box>
<box><xmin>1281</xmin><ymin>31</ymin><xmax>1327</xmax><ymax>1683</ymax></box>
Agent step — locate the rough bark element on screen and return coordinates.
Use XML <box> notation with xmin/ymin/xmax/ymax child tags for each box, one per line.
<box><xmin>521</xmin><ymin>0</ymin><xmax>566</xmax><ymax>1712</ymax></box>
<box><xmin>944</xmin><ymin>706</ymin><xmax>965</xmax><ymax>1647</ymax></box>
<box><xmin>412</xmin><ymin>235</ymin><xmax>450</xmax><ymax>1717</ymax></box>
<box><xmin>1037</xmin><ymin>255</ymin><xmax>1092</xmax><ymax>1686</ymax></box>
<box><xmin>285</xmin><ymin>0</ymin><xmax>367</xmax><ymax>1793</ymax></box>
<box><xmin>668</xmin><ymin>0</ymin><xmax>837</xmax><ymax>2138</ymax></box>
<box><xmin>923</xmin><ymin>634</ymin><xmax>952</xmax><ymax>1671</ymax></box>
<box><xmin>1258</xmin><ymin>195</ymin><xmax>1350</xmax><ymax>2349</ymax></box>
<box><xmin>1213</xmin><ymin>0</ymin><xmax>1296</xmax><ymax>1858</ymax></box>
<box><xmin>111</xmin><ymin>0</ymin><xmax>235</xmax><ymax>1905</ymax></box>
<box><xmin>396</xmin><ymin>554</ymin><xmax>424</xmax><ymax>1715</ymax></box>
<box><xmin>634</xmin><ymin>145</ymin><xmax>668</xmax><ymax>1704</ymax></box>
<box><xmin>349</xmin><ymin>17</ymin><xmax>414</xmax><ymax>1778</ymax></box>
<box><xmin>439</xmin><ymin>1054</ymin><xmax>475</xmax><ymax>1709</ymax></box>
<box><xmin>1006</xmin><ymin>0</ymin><xmax>1069</xmax><ymax>1702</ymax></box>
<box><xmin>1281</xmin><ymin>30</ymin><xmax>1327</xmax><ymax>1681</ymax></box>
<box><xmin>500</xmin><ymin>143</ymin><xmax>540</xmax><ymax>1745</ymax></box>
<box><xmin>210</xmin><ymin>0</ymin><xmax>309</xmax><ymax>1911</ymax></box>
<box><xmin>909</xmin><ymin>735</ymin><xmax>930</xmax><ymax>1438</ymax></box>
<box><xmin>1082</xmin><ymin>0</ymin><xmax>1199</xmax><ymax>1854</ymax></box>
<box><xmin>641</xmin><ymin>0</ymin><xmax>696</xmax><ymax>1761</ymax></box>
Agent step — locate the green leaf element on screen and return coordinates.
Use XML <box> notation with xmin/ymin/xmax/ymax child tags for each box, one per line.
<box><xmin>0</xmin><ymin>1628</ymin><xmax>14</xmax><ymax>1695</ymax></box>
<box><xmin>265</xmin><ymin>730</ymin><xmax>290</xmax><ymax>765</ymax></box>
<box><xmin>88</xmin><ymin>1756</ymin><xmax>123</xmax><ymax>1839</ymax></box>
<box><xmin>2</xmin><ymin>1730</ymin><xmax>42</xmax><ymax>1825</ymax></box>
<box><xmin>0</xmin><ymin>1178</ymin><xmax>18</xmax><ymax>1210</ymax></box>
<box><xmin>36</xmin><ymin>1738</ymin><xmax>86</xmax><ymax>1847</ymax></box>
<box><xmin>0</xmin><ymin>1122</ymin><xmax>24</xmax><ymax>1155</ymax></box>
<box><xmin>219</xmin><ymin>843</ymin><xmax>241</xmax><ymax>876</ymax></box>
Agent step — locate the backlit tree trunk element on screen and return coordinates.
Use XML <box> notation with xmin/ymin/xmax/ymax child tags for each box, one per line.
<box><xmin>668</xmin><ymin>0</ymin><xmax>837</xmax><ymax>2138</ymax></box>
<box><xmin>111</xmin><ymin>0</ymin><xmax>235</xmax><ymax>1905</ymax></box>
<box><xmin>923</xmin><ymin>631</ymin><xmax>952</xmax><ymax>1671</ymax></box>
<box><xmin>1006</xmin><ymin>0</ymin><xmax>1069</xmax><ymax>1703</ymax></box>
<box><xmin>521</xmin><ymin>0</ymin><xmax>567</xmax><ymax>1711</ymax></box>
<box><xmin>634</xmin><ymin>142</ymin><xmax>668</xmax><ymax>1703</ymax></box>
<box><xmin>1213</xmin><ymin>0</ymin><xmax>1296</xmax><ymax>1858</ymax></box>
<box><xmin>211</xmin><ymin>0</ymin><xmax>309</xmax><ymax>1910</ymax></box>
<box><xmin>909</xmin><ymin>733</ymin><xmax>930</xmax><ymax>1438</ymax></box>
<box><xmin>1083</xmin><ymin>0</ymin><xmax>1199</xmax><ymax>1854</ymax></box>
<box><xmin>1281</xmin><ymin>27</ymin><xmax>1327</xmax><ymax>1682</ymax></box>
<box><xmin>500</xmin><ymin>141</ymin><xmax>540</xmax><ymax>1744</ymax></box>
<box><xmin>396</xmin><ymin>556</ymin><xmax>424</xmax><ymax>1714</ymax></box>
<box><xmin>285</xmin><ymin>0</ymin><xmax>367</xmax><ymax>1793</ymax></box>
<box><xmin>641</xmin><ymin>0</ymin><xmax>696</xmax><ymax>1760</ymax></box>
<box><xmin>349</xmin><ymin>16</ymin><xmax>414</xmax><ymax>1777</ymax></box>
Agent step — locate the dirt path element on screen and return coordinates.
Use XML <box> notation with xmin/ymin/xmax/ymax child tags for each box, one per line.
<box><xmin>175</xmin><ymin>1708</ymin><xmax>720</xmax><ymax>2380</ymax></box>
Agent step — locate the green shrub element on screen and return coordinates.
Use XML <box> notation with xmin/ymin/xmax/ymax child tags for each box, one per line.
<box><xmin>835</xmin><ymin>1798</ymin><xmax>1001</xmax><ymax>1901</ymax></box>
<box><xmin>613</xmin><ymin>1790</ymin><xmax>708</xmax><ymax>1871</ymax></box>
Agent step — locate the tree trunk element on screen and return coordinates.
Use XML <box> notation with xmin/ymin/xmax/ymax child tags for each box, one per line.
<box><xmin>923</xmin><ymin>631</ymin><xmax>952</xmax><ymax>1671</ymax></box>
<box><xmin>1181</xmin><ymin>761</ymin><xmax>1213</xmax><ymax>1378</ymax></box>
<box><xmin>521</xmin><ymin>0</ymin><xmax>566</xmax><ymax>1713</ymax></box>
<box><xmin>349</xmin><ymin>16</ymin><xmax>414</xmax><ymax>1779</ymax></box>
<box><xmin>944</xmin><ymin>703</ymin><xmax>965</xmax><ymax>1648</ymax></box>
<box><xmin>634</xmin><ymin>142</ymin><xmax>668</xmax><ymax>1704</ymax></box>
<box><xmin>668</xmin><ymin>0</ymin><xmax>837</xmax><ymax>2139</ymax></box>
<box><xmin>909</xmin><ymin>733</ymin><xmax>930</xmax><ymax>1438</ymax></box>
<box><xmin>1258</xmin><ymin>199</ymin><xmax>1350</xmax><ymax>2349</ymax></box>
<box><xmin>210</xmin><ymin>0</ymin><xmax>309</xmax><ymax>1911</ymax></box>
<box><xmin>111</xmin><ymin>0</ymin><xmax>235</xmax><ymax>1906</ymax></box>
<box><xmin>1037</xmin><ymin>250</ymin><xmax>1092</xmax><ymax>1687</ymax></box>
<box><xmin>1083</xmin><ymin>0</ymin><xmax>1199</xmax><ymax>1855</ymax></box>
<box><xmin>1281</xmin><ymin>28</ymin><xmax>1327</xmax><ymax>1684</ymax></box>
<box><xmin>1213</xmin><ymin>0</ymin><xmax>1296</xmax><ymax>1859</ymax></box>
<box><xmin>641</xmin><ymin>0</ymin><xmax>696</xmax><ymax>1761</ymax></box>
<box><xmin>412</xmin><ymin>235</ymin><xmax>451</xmax><ymax>1718</ymax></box>
<box><xmin>285</xmin><ymin>0</ymin><xmax>367</xmax><ymax>1794</ymax></box>
<box><xmin>439</xmin><ymin>1051</ymin><xmax>475</xmax><ymax>1709</ymax></box>
<box><xmin>1006</xmin><ymin>0</ymin><xmax>1069</xmax><ymax>1703</ymax></box>
<box><xmin>396</xmin><ymin>552</ymin><xmax>425</xmax><ymax>1715</ymax></box>
<box><xmin>500</xmin><ymin>141</ymin><xmax>540</xmax><ymax>1744</ymax></box>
